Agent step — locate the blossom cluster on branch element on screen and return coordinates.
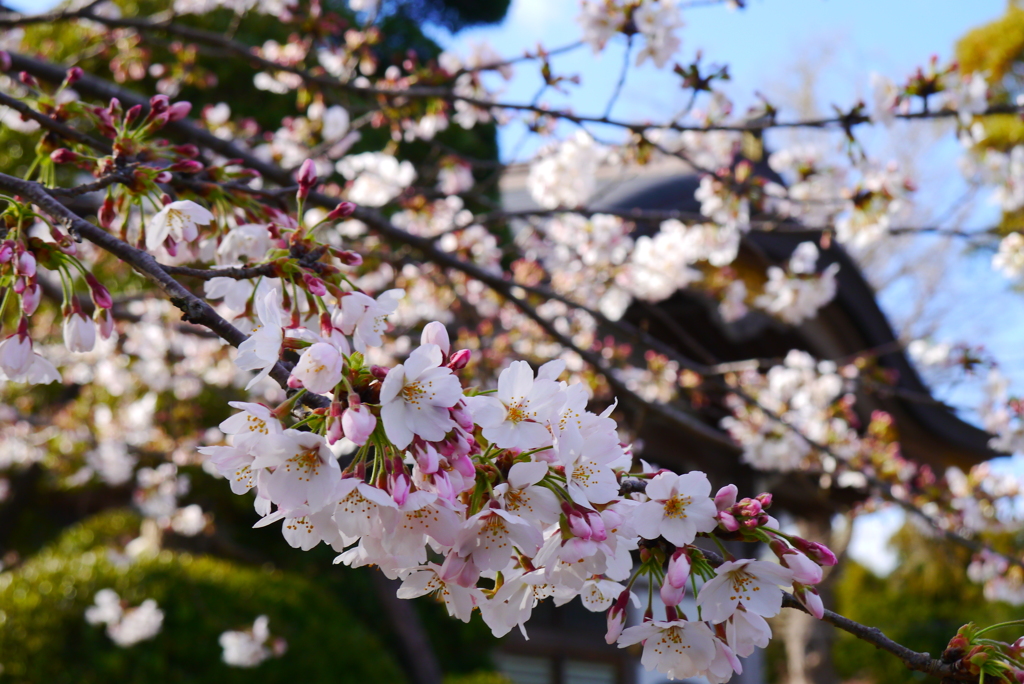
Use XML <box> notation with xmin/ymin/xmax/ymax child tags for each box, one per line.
<box><xmin>1</xmin><ymin>0</ymin><xmax>1024</xmax><ymax>680</ymax></box>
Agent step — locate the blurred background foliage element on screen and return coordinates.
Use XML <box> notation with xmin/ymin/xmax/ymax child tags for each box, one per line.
<box><xmin>829</xmin><ymin>523</ymin><xmax>1021</xmax><ymax>684</ymax></box>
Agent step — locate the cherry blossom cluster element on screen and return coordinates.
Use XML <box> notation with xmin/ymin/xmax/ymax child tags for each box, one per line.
<box><xmin>194</xmin><ymin>261</ymin><xmax>838</xmax><ymax>681</ymax></box>
<box><xmin>577</xmin><ymin>0</ymin><xmax>684</xmax><ymax>70</ymax></box>
<box><xmin>4</xmin><ymin>0</ymin><xmax>1024</xmax><ymax>676</ymax></box>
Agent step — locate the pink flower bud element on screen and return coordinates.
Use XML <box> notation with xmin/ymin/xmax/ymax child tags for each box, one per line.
<box><xmin>50</xmin><ymin>148</ymin><xmax>79</xmax><ymax>164</ymax></box>
<box><xmin>666</xmin><ymin>550</ymin><xmax>691</xmax><ymax>588</ymax></box>
<box><xmin>85</xmin><ymin>273</ymin><xmax>113</xmax><ymax>309</ymax></box>
<box><xmin>333</xmin><ymin>250</ymin><xmax>362</xmax><ymax>266</ymax></box>
<box><xmin>736</xmin><ymin>497</ymin><xmax>762</xmax><ymax>517</ymax></box>
<box><xmin>782</xmin><ymin>550</ymin><xmax>824</xmax><ymax>585</ymax></box>
<box><xmin>12</xmin><ymin>277</ymin><xmax>25</xmax><ymax>295</ymax></box>
<box><xmin>390</xmin><ymin>472</ymin><xmax>411</xmax><ymax>506</ymax></box>
<box><xmin>296</xmin><ymin>159</ymin><xmax>317</xmax><ymax>199</ymax></box>
<box><xmin>154</xmin><ymin>171</ymin><xmax>173</xmax><ymax>183</ymax></box>
<box><xmin>756</xmin><ymin>492</ymin><xmax>773</xmax><ymax>509</ymax></box>
<box><xmin>149</xmin><ymin>94</ymin><xmax>170</xmax><ymax>114</ymax></box>
<box><xmin>302</xmin><ymin>273</ymin><xmax>328</xmax><ymax>296</ymax></box>
<box><xmin>148</xmin><ymin>112</ymin><xmax>172</xmax><ymax>129</ymax></box>
<box><xmin>168</xmin><ymin>160</ymin><xmax>204</xmax><ymax>174</ymax></box>
<box><xmin>96</xmin><ymin>308</ymin><xmax>115</xmax><ymax>339</ymax></box>
<box><xmin>794</xmin><ymin>584</ymin><xmax>824</xmax><ymax>619</ymax></box>
<box><xmin>660</xmin><ymin>580</ymin><xmax>686</xmax><ymax>607</ymax></box>
<box><xmin>174</xmin><ymin>144</ymin><xmax>200</xmax><ymax>158</ymax></box>
<box><xmin>448</xmin><ymin>348</ymin><xmax>471</xmax><ymax>370</ymax></box>
<box><xmin>21</xmin><ymin>283</ymin><xmax>40</xmax><ymax>315</ymax></box>
<box><xmin>452</xmin><ymin>453</ymin><xmax>475</xmax><ymax>479</ymax></box>
<box><xmin>166</xmin><ymin>101</ymin><xmax>192</xmax><ymax>122</ymax></box>
<box><xmin>326</xmin><ymin>201</ymin><xmax>357</xmax><ymax>220</ymax></box>
<box><xmin>99</xmin><ymin>198</ymin><xmax>117</xmax><ymax>229</ymax></box>
<box><xmin>287</xmin><ymin>375</ymin><xmax>304</xmax><ymax>389</ymax></box>
<box><xmin>414</xmin><ymin>444</ymin><xmax>440</xmax><ymax>474</ymax></box>
<box><xmin>16</xmin><ymin>251</ymin><xmax>36</xmax><ymax>278</ymax></box>
<box><xmin>793</xmin><ymin>538</ymin><xmax>838</xmax><ymax>566</ymax></box>
<box><xmin>19</xmin><ymin>71</ymin><xmax>37</xmax><ymax>87</ymax></box>
<box><xmin>715</xmin><ymin>484</ymin><xmax>738</xmax><ymax>511</ymax></box>
<box><xmin>605</xmin><ymin>597</ymin><xmax>628</xmax><ymax>645</ymax></box>
<box><xmin>64</xmin><ymin>66</ymin><xmax>84</xmax><ymax>85</ymax></box>
<box><xmin>125</xmin><ymin>104</ymin><xmax>143</xmax><ymax>125</ymax></box>
<box><xmin>370</xmin><ymin>365</ymin><xmax>389</xmax><ymax>380</ymax></box>
<box><xmin>718</xmin><ymin>510</ymin><xmax>740</xmax><ymax>532</ymax></box>
<box><xmin>567</xmin><ymin>510</ymin><xmax>592</xmax><ymax>539</ymax></box>
<box><xmin>421</xmin><ymin>321</ymin><xmax>450</xmax><ymax>357</ymax></box>
<box><xmin>20</xmin><ymin>282</ymin><xmax>40</xmax><ymax>313</ymax></box>
<box><xmin>0</xmin><ymin>241</ymin><xmax>13</xmax><ymax>263</ymax></box>
<box><xmin>586</xmin><ymin>511</ymin><xmax>607</xmax><ymax>541</ymax></box>
<box><xmin>341</xmin><ymin>403</ymin><xmax>377</xmax><ymax>446</ymax></box>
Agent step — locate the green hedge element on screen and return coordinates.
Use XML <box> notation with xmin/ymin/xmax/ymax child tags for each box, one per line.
<box><xmin>0</xmin><ymin>510</ymin><xmax>405</xmax><ymax>684</ymax></box>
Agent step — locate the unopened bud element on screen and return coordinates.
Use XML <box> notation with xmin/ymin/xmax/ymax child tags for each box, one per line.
<box><xmin>421</xmin><ymin>321</ymin><xmax>450</xmax><ymax>357</ymax></box>
<box><xmin>16</xmin><ymin>251</ymin><xmax>36</xmax><ymax>278</ymax></box>
<box><xmin>296</xmin><ymin>159</ymin><xmax>317</xmax><ymax>199</ymax></box>
<box><xmin>99</xmin><ymin>197</ymin><xmax>117</xmax><ymax>229</ymax></box>
<box><xmin>715</xmin><ymin>484</ymin><xmax>738</xmax><ymax>511</ymax></box>
<box><xmin>337</xmin><ymin>250</ymin><xmax>363</xmax><ymax>266</ymax></box>
<box><xmin>173</xmin><ymin>144</ymin><xmax>200</xmax><ymax>158</ymax></box>
<box><xmin>718</xmin><ymin>510</ymin><xmax>739</xmax><ymax>532</ymax></box>
<box><xmin>149</xmin><ymin>94</ymin><xmax>170</xmax><ymax>114</ymax></box>
<box><xmin>64</xmin><ymin>66</ymin><xmax>84</xmax><ymax>86</ymax></box>
<box><xmin>86</xmin><ymin>273</ymin><xmax>113</xmax><ymax>309</ymax></box>
<box><xmin>166</xmin><ymin>101</ymin><xmax>192</xmax><ymax>122</ymax></box>
<box><xmin>50</xmin><ymin>148</ymin><xmax>79</xmax><ymax>164</ymax></box>
<box><xmin>19</xmin><ymin>71</ymin><xmax>37</xmax><ymax>88</ymax></box>
<box><xmin>448</xmin><ymin>348</ymin><xmax>471</xmax><ymax>370</ymax></box>
<box><xmin>792</xmin><ymin>538</ymin><xmax>838</xmax><ymax>566</ymax></box>
<box><xmin>168</xmin><ymin>159</ymin><xmax>204</xmax><ymax>174</ymax></box>
<box><xmin>369</xmin><ymin>365</ymin><xmax>389</xmax><ymax>380</ymax></box>
<box><xmin>96</xmin><ymin>307</ymin><xmax>115</xmax><ymax>339</ymax></box>
<box><xmin>326</xmin><ymin>201</ymin><xmax>357</xmax><ymax>220</ymax></box>
<box><xmin>302</xmin><ymin>273</ymin><xmax>327</xmax><ymax>296</ymax></box>
<box><xmin>21</xmin><ymin>283</ymin><xmax>40</xmax><ymax>315</ymax></box>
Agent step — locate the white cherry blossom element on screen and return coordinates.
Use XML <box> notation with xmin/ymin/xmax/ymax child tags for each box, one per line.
<box><xmin>465</xmin><ymin>360</ymin><xmax>562</xmax><ymax>450</ymax></box>
<box><xmin>633</xmin><ymin>471</ymin><xmax>718</xmax><ymax>546</ymax></box>
<box><xmin>235</xmin><ymin>289</ymin><xmax>285</xmax><ymax>389</ymax></box>
<box><xmin>146</xmin><ymin>200</ymin><xmax>214</xmax><ymax>250</ymax></box>
<box><xmin>291</xmin><ymin>342</ymin><xmax>344</xmax><ymax>394</ymax></box>
<box><xmin>696</xmin><ymin>559</ymin><xmax>795</xmax><ymax>623</ymax></box>
<box><xmin>379</xmin><ymin>344</ymin><xmax>463</xmax><ymax>449</ymax></box>
<box><xmin>251</xmin><ymin>429</ymin><xmax>341</xmax><ymax>511</ymax></box>
<box><xmin>617</xmin><ymin>619</ymin><xmax>717</xmax><ymax>680</ymax></box>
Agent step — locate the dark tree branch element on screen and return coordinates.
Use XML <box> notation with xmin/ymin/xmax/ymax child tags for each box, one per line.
<box><xmin>0</xmin><ymin>171</ymin><xmax>327</xmax><ymax>408</ymax></box>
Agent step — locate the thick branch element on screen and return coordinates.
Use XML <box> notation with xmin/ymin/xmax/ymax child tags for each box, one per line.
<box><xmin>0</xmin><ymin>171</ymin><xmax>326</xmax><ymax>407</ymax></box>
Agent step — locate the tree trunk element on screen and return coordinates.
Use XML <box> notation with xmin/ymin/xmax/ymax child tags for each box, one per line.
<box><xmin>372</xmin><ymin>572</ymin><xmax>444</xmax><ymax>684</ymax></box>
<box><xmin>779</xmin><ymin>513</ymin><xmax>850</xmax><ymax>684</ymax></box>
